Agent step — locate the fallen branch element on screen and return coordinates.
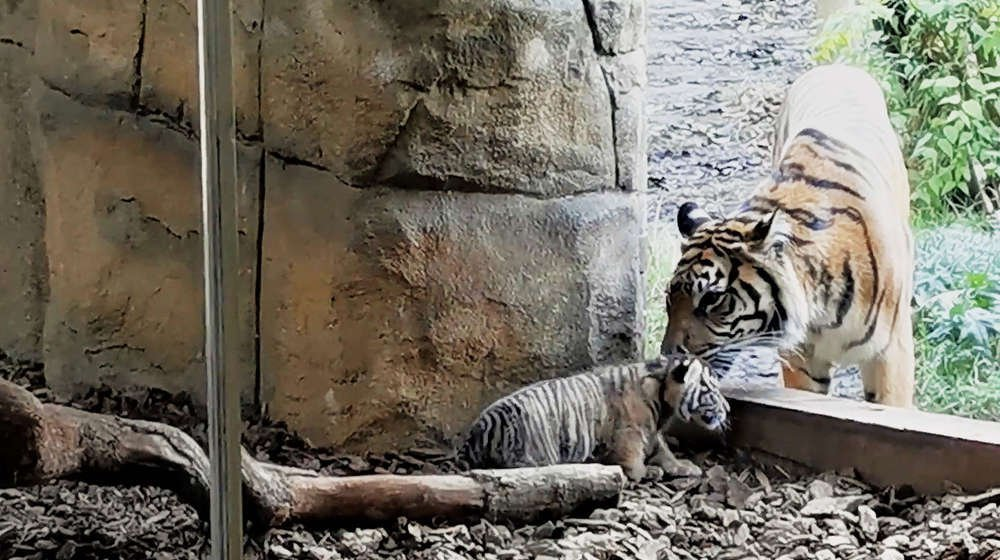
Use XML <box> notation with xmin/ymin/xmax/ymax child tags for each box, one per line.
<box><xmin>0</xmin><ymin>378</ymin><xmax>624</xmax><ymax>527</ymax></box>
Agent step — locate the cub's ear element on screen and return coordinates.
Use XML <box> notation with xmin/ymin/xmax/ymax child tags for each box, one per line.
<box><xmin>677</xmin><ymin>202</ymin><xmax>710</xmax><ymax>238</ymax></box>
<box><xmin>669</xmin><ymin>359</ymin><xmax>690</xmax><ymax>383</ymax></box>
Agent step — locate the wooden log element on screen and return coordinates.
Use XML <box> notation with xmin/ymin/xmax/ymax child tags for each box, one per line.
<box><xmin>0</xmin><ymin>378</ymin><xmax>625</xmax><ymax>527</ymax></box>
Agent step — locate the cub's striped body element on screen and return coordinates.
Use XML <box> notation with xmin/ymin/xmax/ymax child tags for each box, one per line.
<box><xmin>661</xmin><ymin>64</ymin><xmax>915</xmax><ymax>407</ymax></box>
<box><xmin>458</xmin><ymin>357</ymin><xmax>727</xmax><ymax>481</ymax></box>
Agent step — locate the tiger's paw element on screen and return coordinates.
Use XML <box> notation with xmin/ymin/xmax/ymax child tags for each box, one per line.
<box><xmin>661</xmin><ymin>459</ymin><xmax>702</xmax><ymax>479</ymax></box>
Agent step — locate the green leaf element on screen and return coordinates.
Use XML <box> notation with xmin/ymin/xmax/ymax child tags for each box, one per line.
<box><xmin>961</xmin><ymin>99</ymin><xmax>985</xmax><ymax>120</ymax></box>
<box><xmin>969</xmin><ymin>77</ymin><xmax>988</xmax><ymax>94</ymax></box>
<box><xmin>982</xmin><ymin>66</ymin><xmax>1000</xmax><ymax>77</ymax></box>
<box><xmin>920</xmin><ymin>76</ymin><xmax>961</xmax><ymax>89</ymax></box>
<box><xmin>944</xmin><ymin>125</ymin><xmax>960</xmax><ymax>144</ymax></box>
<box><xmin>939</xmin><ymin>93</ymin><xmax>962</xmax><ymax>105</ymax></box>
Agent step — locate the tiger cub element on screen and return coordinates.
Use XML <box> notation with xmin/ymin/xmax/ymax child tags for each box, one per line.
<box><xmin>660</xmin><ymin>64</ymin><xmax>915</xmax><ymax>407</ymax></box>
<box><xmin>458</xmin><ymin>356</ymin><xmax>728</xmax><ymax>481</ymax></box>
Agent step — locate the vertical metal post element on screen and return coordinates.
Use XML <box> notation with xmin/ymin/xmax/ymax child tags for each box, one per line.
<box><xmin>196</xmin><ymin>0</ymin><xmax>243</xmax><ymax>558</ymax></box>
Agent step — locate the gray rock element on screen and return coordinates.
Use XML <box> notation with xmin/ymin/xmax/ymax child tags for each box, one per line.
<box><xmin>882</xmin><ymin>535</ymin><xmax>910</xmax><ymax>548</ymax></box>
<box><xmin>801</xmin><ymin>495</ymin><xmax>872</xmax><ymax>517</ymax></box>
<box><xmin>808</xmin><ymin>480</ymin><xmax>835</xmax><ymax>500</ymax></box>
<box><xmin>858</xmin><ymin>505</ymin><xmax>879</xmax><ymax>541</ymax></box>
<box><xmin>879</xmin><ymin>549</ymin><xmax>905</xmax><ymax>560</ymax></box>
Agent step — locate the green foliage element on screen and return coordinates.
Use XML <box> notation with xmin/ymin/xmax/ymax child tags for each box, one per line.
<box><xmin>913</xmin><ymin>224</ymin><xmax>1000</xmax><ymax>420</ymax></box>
<box><xmin>814</xmin><ymin>0</ymin><xmax>1000</xmax><ymax>218</ymax></box>
<box><xmin>643</xmin><ymin>224</ymin><xmax>680</xmax><ymax>359</ymax></box>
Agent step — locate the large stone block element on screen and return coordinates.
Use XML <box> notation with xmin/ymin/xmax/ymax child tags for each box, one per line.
<box><xmin>262</xmin><ymin>0</ymin><xmax>616</xmax><ymax>197</ymax></box>
<box><xmin>35</xmin><ymin>0</ymin><xmax>143</xmax><ymax>106</ymax></box>
<box><xmin>140</xmin><ymin>0</ymin><xmax>261</xmax><ymax>135</ymax></box>
<box><xmin>584</xmin><ymin>0</ymin><xmax>646</xmax><ymax>55</ymax></box>
<box><xmin>260</xmin><ymin>158</ymin><xmax>642</xmax><ymax>451</ymax></box>
<box><xmin>0</xmin><ymin>27</ymin><xmax>46</xmax><ymax>361</ymax></box>
<box><xmin>601</xmin><ymin>49</ymin><xmax>648</xmax><ymax>191</ymax></box>
<box><xmin>32</xmin><ymin>88</ymin><xmax>260</xmax><ymax>399</ymax></box>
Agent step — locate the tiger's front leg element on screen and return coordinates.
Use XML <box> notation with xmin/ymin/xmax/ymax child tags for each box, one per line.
<box><xmin>609</xmin><ymin>427</ymin><xmax>648</xmax><ymax>482</ymax></box>
<box><xmin>779</xmin><ymin>351</ymin><xmax>831</xmax><ymax>395</ymax></box>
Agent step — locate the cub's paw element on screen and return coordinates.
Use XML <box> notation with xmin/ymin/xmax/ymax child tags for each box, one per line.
<box><xmin>621</xmin><ymin>463</ymin><xmax>648</xmax><ymax>482</ymax></box>
<box><xmin>644</xmin><ymin>465</ymin><xmax>665</xmax><ymax>481</ymax></box>
<box><xmin>661</xmin><ymin>459</ymin><xmax>702</xmax><ymax>478</ymax></box>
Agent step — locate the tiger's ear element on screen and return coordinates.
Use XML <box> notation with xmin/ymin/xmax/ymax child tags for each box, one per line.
<box><xmin>677</xmin><ymin>202</ymin><xmax>710</xmax><ymax>238</ymax></box>
<box><xmin>746</xmin><ymin>210</ymin><xmax>789</xmax><ymax>256</ymax></box>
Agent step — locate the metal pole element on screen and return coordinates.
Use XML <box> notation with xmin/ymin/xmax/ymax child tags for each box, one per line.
<box><xmin>196</xmin><ymin>0</ymin><xmax>243</xmax><ymax>558</ymax></box>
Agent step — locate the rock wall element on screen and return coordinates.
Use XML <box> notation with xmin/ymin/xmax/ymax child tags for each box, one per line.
<box><xmin>0</xmin><ymin>0</ymin><xmax>647</xmax><ymax>451</ymax></box>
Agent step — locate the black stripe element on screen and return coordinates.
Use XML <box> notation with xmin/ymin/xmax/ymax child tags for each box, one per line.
<box><xmin>798</xmin><ymin>143</ymin><xmax>863</xmax><ymax>177</ymax></box>
<box><xmin>827</xmin><ymin>260</ymin><xmax>855</xmax><ymax>330</ymax></box>
<box><xmin>819</xmin><ymin>267</ymin><xmax>834</xmax><ymax>306</ymax></box>
<box><xmin>888</xmin><ymin>294</ymin><xmax>902</xmax><ymax>334</ymax></box>
<box><xmin>755</xmin><ymin>267</ymin><xmax>786</xmax><ymax>325</ymax></box>
<box><xmin>777</xmin><ymin>163</ymin><xmax>865</xmax><ymax>199</ymax></box>
<box><xmin>829</xmin><ymin>207</ymin><xmax>880</xmax><ymax>322</ymax></box>
<box><xmin>797</xmin><ymin>128</ymin><xmax>848</xmax><ymax>151</ymax></box>
<box><xmin>743</xmin><ymin>199</ymin><xmax>834</xmax><ymax>231</ymax></box>
<box><xmin>847</xmin><ymin>289</ymin><xmax>886</xmax><ymax>349</ymax></box>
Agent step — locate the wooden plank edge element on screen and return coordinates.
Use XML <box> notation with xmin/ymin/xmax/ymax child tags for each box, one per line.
<box><xmin>671</xmin><ymin>387</ymin><xmax>1000</xmax><ymax>495</ymax></box>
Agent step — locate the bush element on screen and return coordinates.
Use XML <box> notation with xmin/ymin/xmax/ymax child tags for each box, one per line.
<box><xmin>913</xmin><ymin>225</ymin><xmax>1000</xmax><ymax>420</ymax></box>
<box><xmin>814</xmin><ymin>0</ymin><xmax>1000</xmax><ymax>219</ymax></box>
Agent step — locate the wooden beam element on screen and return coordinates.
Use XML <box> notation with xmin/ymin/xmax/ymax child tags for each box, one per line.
<box><xmin>706</xmin><ymin>387</ymin><xmax>1000</xmax><ymax>494</ymax></box>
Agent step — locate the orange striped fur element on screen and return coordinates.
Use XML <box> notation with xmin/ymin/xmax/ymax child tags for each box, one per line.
<box><xmin>661</xmin><ymin>65</ymin><xmax>915</xmax><ymax>407</ymax></box>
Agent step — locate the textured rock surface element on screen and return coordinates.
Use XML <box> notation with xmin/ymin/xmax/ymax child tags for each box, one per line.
<box><xmin>0</xmin><ymin>4</ymin><xmax>46</xmax><ymax>362</ymax></box>
<box><xmin>32</xmin><ymin>89</ymin><xmax>259</xmax><ymax>400</ymax></box>
<box><xmin>260</xmin><ymin>157</ymin><xmax>641</xmax><ymax>450</ymax></box>
<box><xmin>0</xmin><ymin>0</ymin><xmax>646</xmax><ymax>446</ymax></box>
<box><xmin>585</xmin><ymin>0</ymin><xmax>646</xmax><ymax>55</ymax></box>
<box><xmin>601</xmin><ymin>49</ymin><xmax>648</xmax><ymax>191</ymax></box>
<box><xmin>262</xmin><ymin>0</ymin><xmax>624</xmax><ymax>197</ymax></box>
<box><xmin>140</xmin><ymin>0</ymin><xmax>262</xmax><ymax>135</ymax></box>
<box><xmin>34</xmin><ymin>0</ymin><xmax>144</xmax><ymax>106</ymax></box>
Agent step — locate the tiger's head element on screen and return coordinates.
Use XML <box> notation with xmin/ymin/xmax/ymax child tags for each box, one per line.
<box><xmin>645</xmin><ymin>354</ymin><xmax>729</xmax><ymax>432</ymax></box>
<box><xmin>660</xmin><ymin>201</ymin><xmax>809</xmax><ymax>366</ymax></box>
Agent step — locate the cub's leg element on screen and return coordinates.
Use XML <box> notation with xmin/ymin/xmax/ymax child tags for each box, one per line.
<box><xmin>779</xmin><ymin>351</ymin><xmax>832</xmax><ymax>395</ymax></box>
<box><xmin>649</xmin><ymin>432</ymin><xmax>702</xmax><ymax>478</ymax></box>
<box><xmin>860</xmin><ymin>314</ymin><xmax>915</xmax><ymax>407</ymax></box>
<box><xmin>609</xmin><ymin>427</ymin><xmax>648</xmax><ymax>482</ymax></box>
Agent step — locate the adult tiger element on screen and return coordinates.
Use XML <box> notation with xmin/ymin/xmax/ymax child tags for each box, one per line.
<box><xmin>660</xmin><ymin>64</ymin><xmax>915</xmax><ymax>407</ymax></box>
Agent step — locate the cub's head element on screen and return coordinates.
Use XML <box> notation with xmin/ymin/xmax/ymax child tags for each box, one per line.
<box><xmin>660</xmin><ymin>201</ymin><xmax>806</xmax><ymax>363</ymax></box>
<box><xmin>643</xmin><ymin>355</ymin><xmax>729</xmax><ymax>432</ymax></box>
